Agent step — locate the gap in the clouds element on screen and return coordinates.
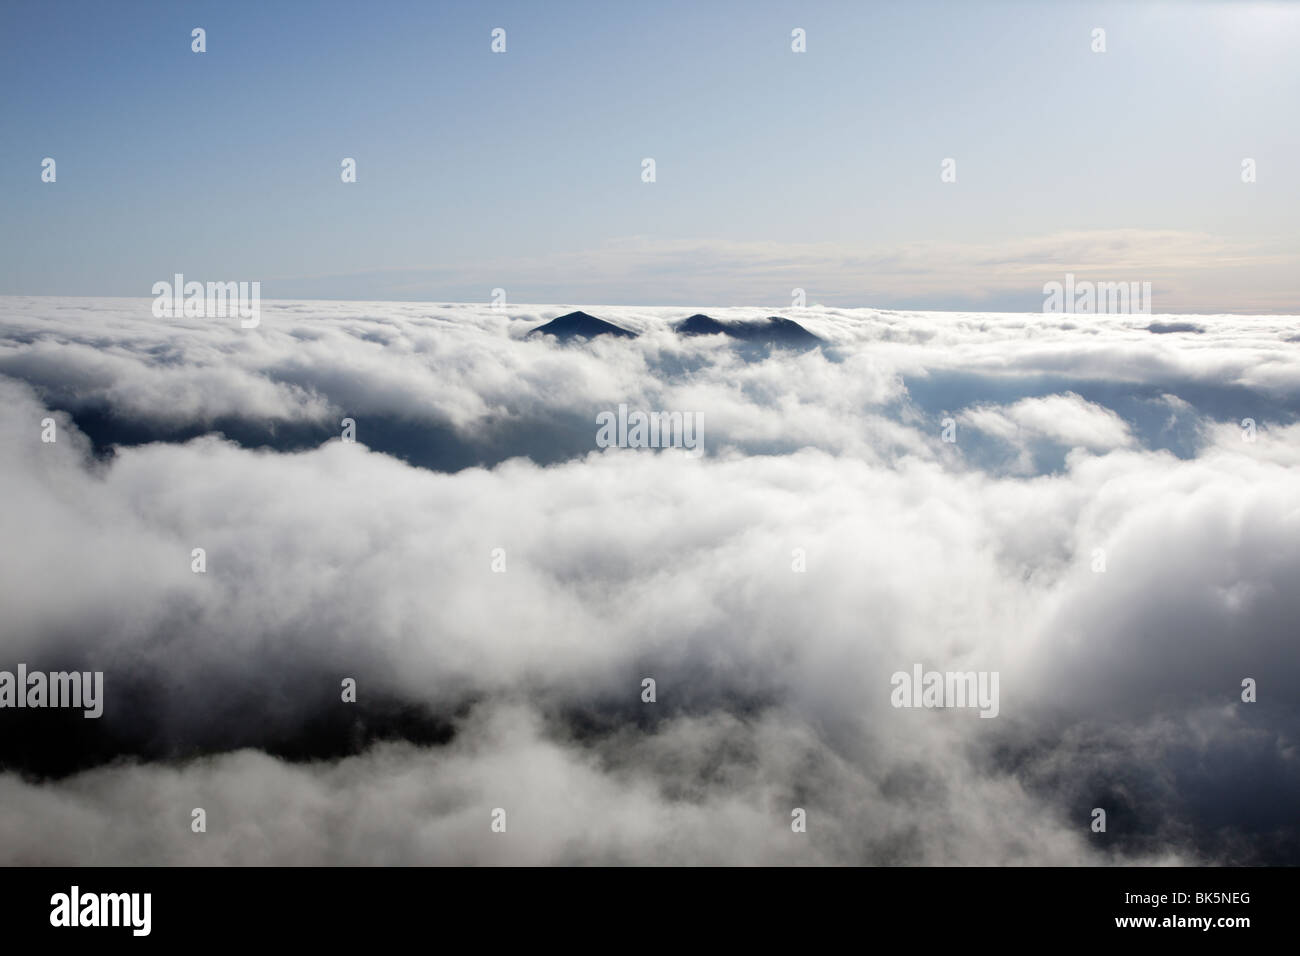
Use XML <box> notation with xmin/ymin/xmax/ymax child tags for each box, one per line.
<box><xmin>69</xmin><ymin>406</ymin><xmax>333</xmax><ymax>460</ymax></box>
<box><xmin>0</xmin><ymin>670</ymin><xmax>468</xmax><ymax>781</ymax></box>
<box><xmin>901</xmin><ymin>373</ymin><xmax>1300</xmax><ymax>460</ymax></box>
<box><xmin>982</xmin><ymin>712</ymin><xmax>1300</xmax><ymax>866</ymax></box>
<box><xmin>59</xmin><ymin>403</ymin><xmax>602</xmax><ymax>473</ymax></box>
<box><xmin>58</xmin><ymin>401</ymin><xmax>817</xmax><ymax>473</ymax></box>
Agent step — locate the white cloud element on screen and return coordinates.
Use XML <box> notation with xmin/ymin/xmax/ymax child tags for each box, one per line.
<box><xmin>0</xmin><ymin>296</ymin><xmax>1297</xmax><ymax>864</ymax></box>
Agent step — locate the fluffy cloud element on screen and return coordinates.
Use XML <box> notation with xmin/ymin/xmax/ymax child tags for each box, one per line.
<box><xmin>0</xmin><ymin>296</ymin><xmax>1297</xmax><ymax>864</ymax></box>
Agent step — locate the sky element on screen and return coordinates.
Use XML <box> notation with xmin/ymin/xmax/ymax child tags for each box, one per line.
<box><xmin>2</xmin><ymin>0</ymin><xmax>1299</xmax><ymax>311</ymax></box>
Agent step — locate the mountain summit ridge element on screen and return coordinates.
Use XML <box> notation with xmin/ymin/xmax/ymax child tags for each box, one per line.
<box><xmin>674</xmin><ymin>313</ymin><xmax>823</xmax><ymax>347</ymax></box>
<box><xmin>527</xmin><ymin>311</ymin><xmax>638</xmax><ymax>340</ymax></box>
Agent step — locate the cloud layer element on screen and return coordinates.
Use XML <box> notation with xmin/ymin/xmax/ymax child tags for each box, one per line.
<box><xmin>0</xmin><ymin>296</ymin><xmax>1297</xmax><ymax>864</ymax></box>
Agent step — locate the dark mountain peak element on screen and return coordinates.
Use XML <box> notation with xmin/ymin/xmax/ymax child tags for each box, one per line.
<box><xmin>675</xmin><ymin>314</ymin><xmax>730</xmax><ymax>336</ymax></box>
<box><xmin>753</xmin><ymin>316</ymin><xmax>823</xmax><ymax>345</ymax></box>
<box><xmin>673</xmin><ymin>313</ymin><xmax>823</xmax><ymax>348</ymax></box>
<box><xmin>1147</xmin><ymin>321</ymin><xmax>1204</xmax><ymax>335</ymax></box>
<box><xmin>528</xmin><ymin>311</ymin><xmax>638</xmax><ymax>341</ymax></box>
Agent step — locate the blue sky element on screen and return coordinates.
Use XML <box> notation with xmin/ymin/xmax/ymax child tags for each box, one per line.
<box><xmin>2</xmin><ymin>0</ymin><xmax>1297</xmax><ymax>311</ymax></box>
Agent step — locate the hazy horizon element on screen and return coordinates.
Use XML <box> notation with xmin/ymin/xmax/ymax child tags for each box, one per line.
<box><xmin>7</xmin><ymin>292</ymin><xmax>1298</xmax><ymax>318</ymax></box>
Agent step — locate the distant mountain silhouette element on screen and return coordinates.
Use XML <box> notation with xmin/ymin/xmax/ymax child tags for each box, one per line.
<box><xmin>1147</xmin><ymin>321</ymin><xmax>1204</xmax><ymax>335</ymax></box>
<box><xmin>674</xmin><ymin>314</ymin><xmax>823</xmax><ymax>347</ymax></box>
<box><xmin>528</xmin><ymin>311</ymin><xmax>637</xmax><ymax>341</ymax></box>
<box><xmin>675</xmin><ymin>314</ymin><xmax>733</xmax><ymax>337</ymax></box>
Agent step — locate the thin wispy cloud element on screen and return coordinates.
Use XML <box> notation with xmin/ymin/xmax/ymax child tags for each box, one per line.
<box><xmin>259</xmin><ymin>230</ymin><xmax>1300</xmax><ymax>312</ymax></box>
